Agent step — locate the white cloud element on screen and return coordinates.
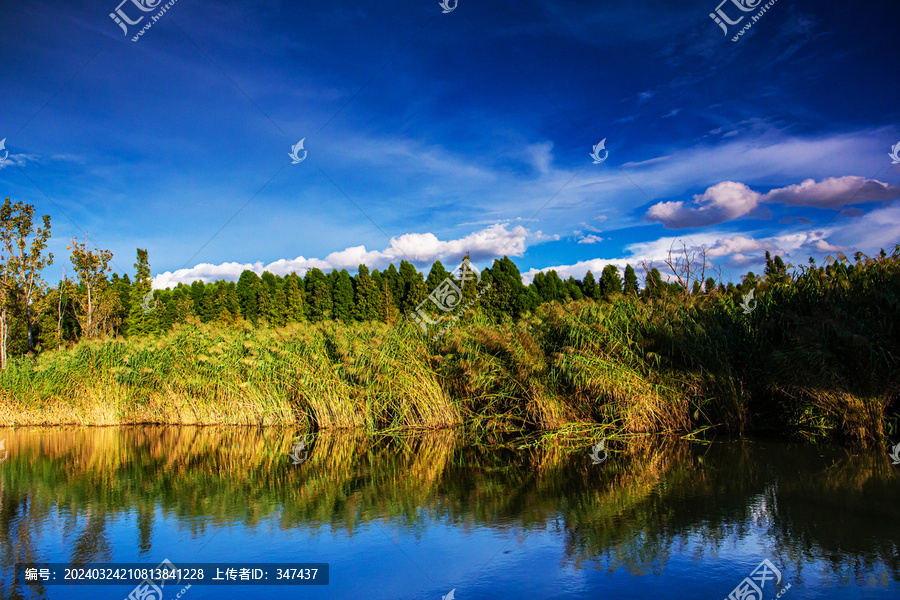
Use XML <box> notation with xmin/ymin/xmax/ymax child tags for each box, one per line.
<box><xmin>646</xmin><ymin>181</ymin><xmax>762</xmax><ymax>228</ymax></box>
<box><xmin>152</xmin><ymin>223</ymin><xmax>537</xmax><ymax>289</ymax></box>
<box><xmin>762</xmin><ymin>176</ymin><xmax>900</xmax><ymax>208</ymax></box>
<box><xmin>645</xmin><ymin>176</ymin><xmax>900</xmax><ymax>229</ymax></box>
<box><xmin>526</xmin><ymin>142</ymin><xmax>554</xmax><ymax>175</ymax></box>
<box><xmin>0</xmin><ymin>154</ymin><xmax>39</xmax><ymax>169</ymax></box>
<box><xmin>520</xmin><ymin>229</ymin><xmax>854</xmax><ymax>283</ymax></box>
<box><xmin>577</xmin><ymin>234</ymin><xmax>604</xmax><ymax>244</ymax></box>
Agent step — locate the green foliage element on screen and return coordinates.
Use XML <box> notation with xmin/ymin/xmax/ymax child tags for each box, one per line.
<box><xmin>305</xmin><ymin>268</ymin><xmax>333</xmax><ymax>322</ymax></box>
<box><xmin>67</xmin><ymin>236</ymin><xmax>119</xmax><ymax>340</ymax></box>
<box><xmin>486</xmin><ymin>256</ymin><xmax>528</xmax><ymax>318</ymax></box>
<box><xmin>582</xmin><ymin>270</ymin><xmax>597</xmax><ymax>300</ymax></box>
<box><xmin>352</xmin><ymin>265</ymin><xmax>378</xmax><ymax>322</ymax></box>
<box><xmin>623</xmin><ymin>264</ymin><xmax>638</xmax><ymax>296</ymax></box>
<box><xmin>126</xmin><ymin>249</ymin><xmax>158</xmax><ymax>336</ymax></box>
<box><xmin>332</xmin><ymin>269</ymin><xmax>355</xmax><ymax>322</ymax></box>
<box><xmin>236</xmin><ymin>270</ymin><xmax>261</xmax><ymax>323</ymax></box>
<box><xmin>598</xmin><ymin>265</ymin><xmax>623</xmax><ymax>299</ymax></box>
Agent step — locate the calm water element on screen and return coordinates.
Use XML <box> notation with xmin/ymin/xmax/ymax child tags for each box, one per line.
<box><xmin>1</xmin><ymin>427</ymin><xmax>898</xmax><ymax>599</ymax></box>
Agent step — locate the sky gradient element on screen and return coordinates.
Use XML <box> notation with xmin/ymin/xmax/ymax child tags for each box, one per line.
<box><xmin>1</xmin><ymin>0</ymin><xmax>898</xmax><ymax>289</ymax></box>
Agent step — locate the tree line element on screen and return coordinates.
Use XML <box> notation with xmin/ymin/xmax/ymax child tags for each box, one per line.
<box><xmin>0</xmin><ymin>198</ymin><xmax>769</xmax><ymax>367</ymax></box>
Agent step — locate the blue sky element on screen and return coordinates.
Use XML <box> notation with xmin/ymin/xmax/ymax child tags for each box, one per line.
<box><xmin>1</xmin><ymin>0</ymin><xmax>898</xmax><ymax>289</ymax></box>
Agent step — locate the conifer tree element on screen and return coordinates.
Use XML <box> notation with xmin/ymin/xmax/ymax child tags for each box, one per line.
<box><xmin>623</xmin><ymin>264</ymin><xmax>639</xmax><ymax>296</ymax></box>
<box><xmin>126</xmin><ymin>249</ymin><xmax>157</xmax><ymax>336</ymax></box>
<box><xmin>352</xmin><ymin>265</ymin><xmax>378</xmax><ymax>321</ymax></box>
<box><xmin>236</xmin><ymin>270</ymin><xmax>261</xmax><ymax>323</ymax></box>
<box><xmin>582</xmin><ymin>270</ymin><xmax>597</xmax><ymax>300</ymax></box>
<box><xmin>486</xmin><ymin>256</ymin><xmax>527</xmax><ymax>318</ymax></box>
<box><xmin>598</xmin><ymin>265</ymin><xmax>623</xmax><ymax>299</ymax></box>
<box><xmin>304</xmin><ymin>268</ymin><xmax>332</xmax><ymax>321</ymax></box>
<box><xmin>284</xmin><ymin>273</ymin><xmax>305</xmax><ymax>322</ymax></box>
<box><xmin>332</xmin><ymin>269</ymin><xmax>354</xmax><ymax>322</ymax></box>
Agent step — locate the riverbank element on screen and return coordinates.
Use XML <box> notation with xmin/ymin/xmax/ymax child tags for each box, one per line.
<box><xmin>2</xmin><ymin>260</ymin><xmax>897</xmax><ymax>445</ymax></box>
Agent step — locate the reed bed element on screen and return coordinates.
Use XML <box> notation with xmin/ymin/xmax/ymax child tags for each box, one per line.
<box><xmin>1</xmin><ymin>251</ymin><xmax>898</xmax><ymax>447</ymax></box>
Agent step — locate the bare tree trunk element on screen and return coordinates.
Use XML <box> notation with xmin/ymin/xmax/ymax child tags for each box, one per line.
<box><xmin>86</xmin><ymin>284</ymin><xmax>93</xmax><ymax>338</ymax></box>
<box><xmin>0</xmin><ymin>307</ymin><xmax>7</xmax><ymax>369</ymax></box>
<box><xmin>25</xmin><ymin>298</ymin><xmax>33</xmax><ymax>351</ymax></box>
<box><xmin>57</xmin><ymin>287</ymin><xmax>64</xmax><ymax>351</ymax></box>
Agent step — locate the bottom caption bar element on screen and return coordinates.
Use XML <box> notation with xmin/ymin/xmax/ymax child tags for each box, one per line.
<box><xmin>16</xmin><ymin>560</ymin><xmax>329</xmax><ymax>586</ymax></box>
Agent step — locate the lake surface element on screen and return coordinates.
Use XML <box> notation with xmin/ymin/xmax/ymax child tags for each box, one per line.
<box><xmin>1</xmin><ymin>427</ymin><xmax>898</xmax><ymax>599</ymax></box>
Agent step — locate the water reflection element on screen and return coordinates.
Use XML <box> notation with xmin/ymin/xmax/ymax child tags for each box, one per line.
<box><xmin>1</xmin><ymin>427</ymin><xmax>898</xmax><ymax>598</ymax></box>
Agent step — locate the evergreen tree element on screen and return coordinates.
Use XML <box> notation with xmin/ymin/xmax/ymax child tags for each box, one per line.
<box><xmin>383</xmin><ymin>263</ymin><xmax>402</xmax><ymax>308</ymax></box>
<box><xmin>236</xmin><ymin>270</ymin><xmax>261</xmax><ymax>323</ymax></box>
<box><xmin>582</xmin><ymin>270</ymin><xmax>597</xmax><ymax>300</ymax></box>
<box><xmin>352</xmin><ymin>265</ymin><xmax>378</xmax><ymax>321</ymax></box>
<box><xmin>486</xmin><ymin>256</ymin><xmax>528</xmax><ymax>318</ymax></box>
<box><xmin>534</xmin><ymin>270</ymin><xmax>566</xmax><ymax>302</ymax></box>
<box><xmin>259</xmin><ymin>271</ymin><xmax>287</xmax><ymax>326</ymax></box>
<box><xmin>284</xmin><ymin>273</ymin><xmax>305</xmax><ymax>322</ymax></box>
<box><xmin>457</xmin><ymin>253</ymin><xmax>479</xmax><ymax>305</ymax></box>
<box><xmin>398</xmin><ymin>260</ymin><xmax>426</xmax><ymax>314</ymax></box>
<box><xmin>623</xmin><ymin>264</ymin><xmax>639</xmax><ymax>296</ymax></box>
<box><xmin>126</xmin><ymin>249</ymin><xmax>156</xmax><ymax>336</ymax></box>
<box><xmin>598</xmin><ymin>265</ymin><xmax>623</xmax><ymax>299</ymax></box>
<box><xmin>304</xmin><ymin>268</ymin><xmax>332</xmax><ymax>321</ymax></box>
<box><xmin>332</xmin><ymin>269</ymin><xmax>354</xmax><ymax>322</ymax></box>
<box><xmin>192</xmin><ymin>280</ymin><xmax>216</xmax><ymax>322</ymax></box>
<box><xmin>425</xmin><ymin>260</ymin><xmax>452</xmax><ymax>289</ymax></box>
<box><xmin>566</xmin><ymin>276</ymin><xmax>583</xmax><ymax>300</ymax></box>
<box><xmin>522</xmin><ymin>286</ymin><xmax>541</xmax><ymax>313</ymax></box>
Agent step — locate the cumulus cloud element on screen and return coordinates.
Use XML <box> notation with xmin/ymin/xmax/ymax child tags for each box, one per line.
<box><xmin>152</xmin><ymin>223</ymin><xmax>537</xmax><ymax>289</ymax></box>
<box><xmin>762</xmin><ymin>176</ymin><xmax>900</xmax><ymax>208</ymax></box>
<box><xmin>646</xmin><ymin>181</ymin><xmax>763</xmax><ymax>228</ymax></box>
<box><xmin>645</xmin><ymin>176</ymin><xmax>900</xmax><ymax>229</ymax></box>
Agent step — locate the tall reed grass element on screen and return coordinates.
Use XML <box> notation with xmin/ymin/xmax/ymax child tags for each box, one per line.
<box><xmin>1</xmin><ymin>248</ymin><xmax>898</xmax><ymax>447</ymax></box>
